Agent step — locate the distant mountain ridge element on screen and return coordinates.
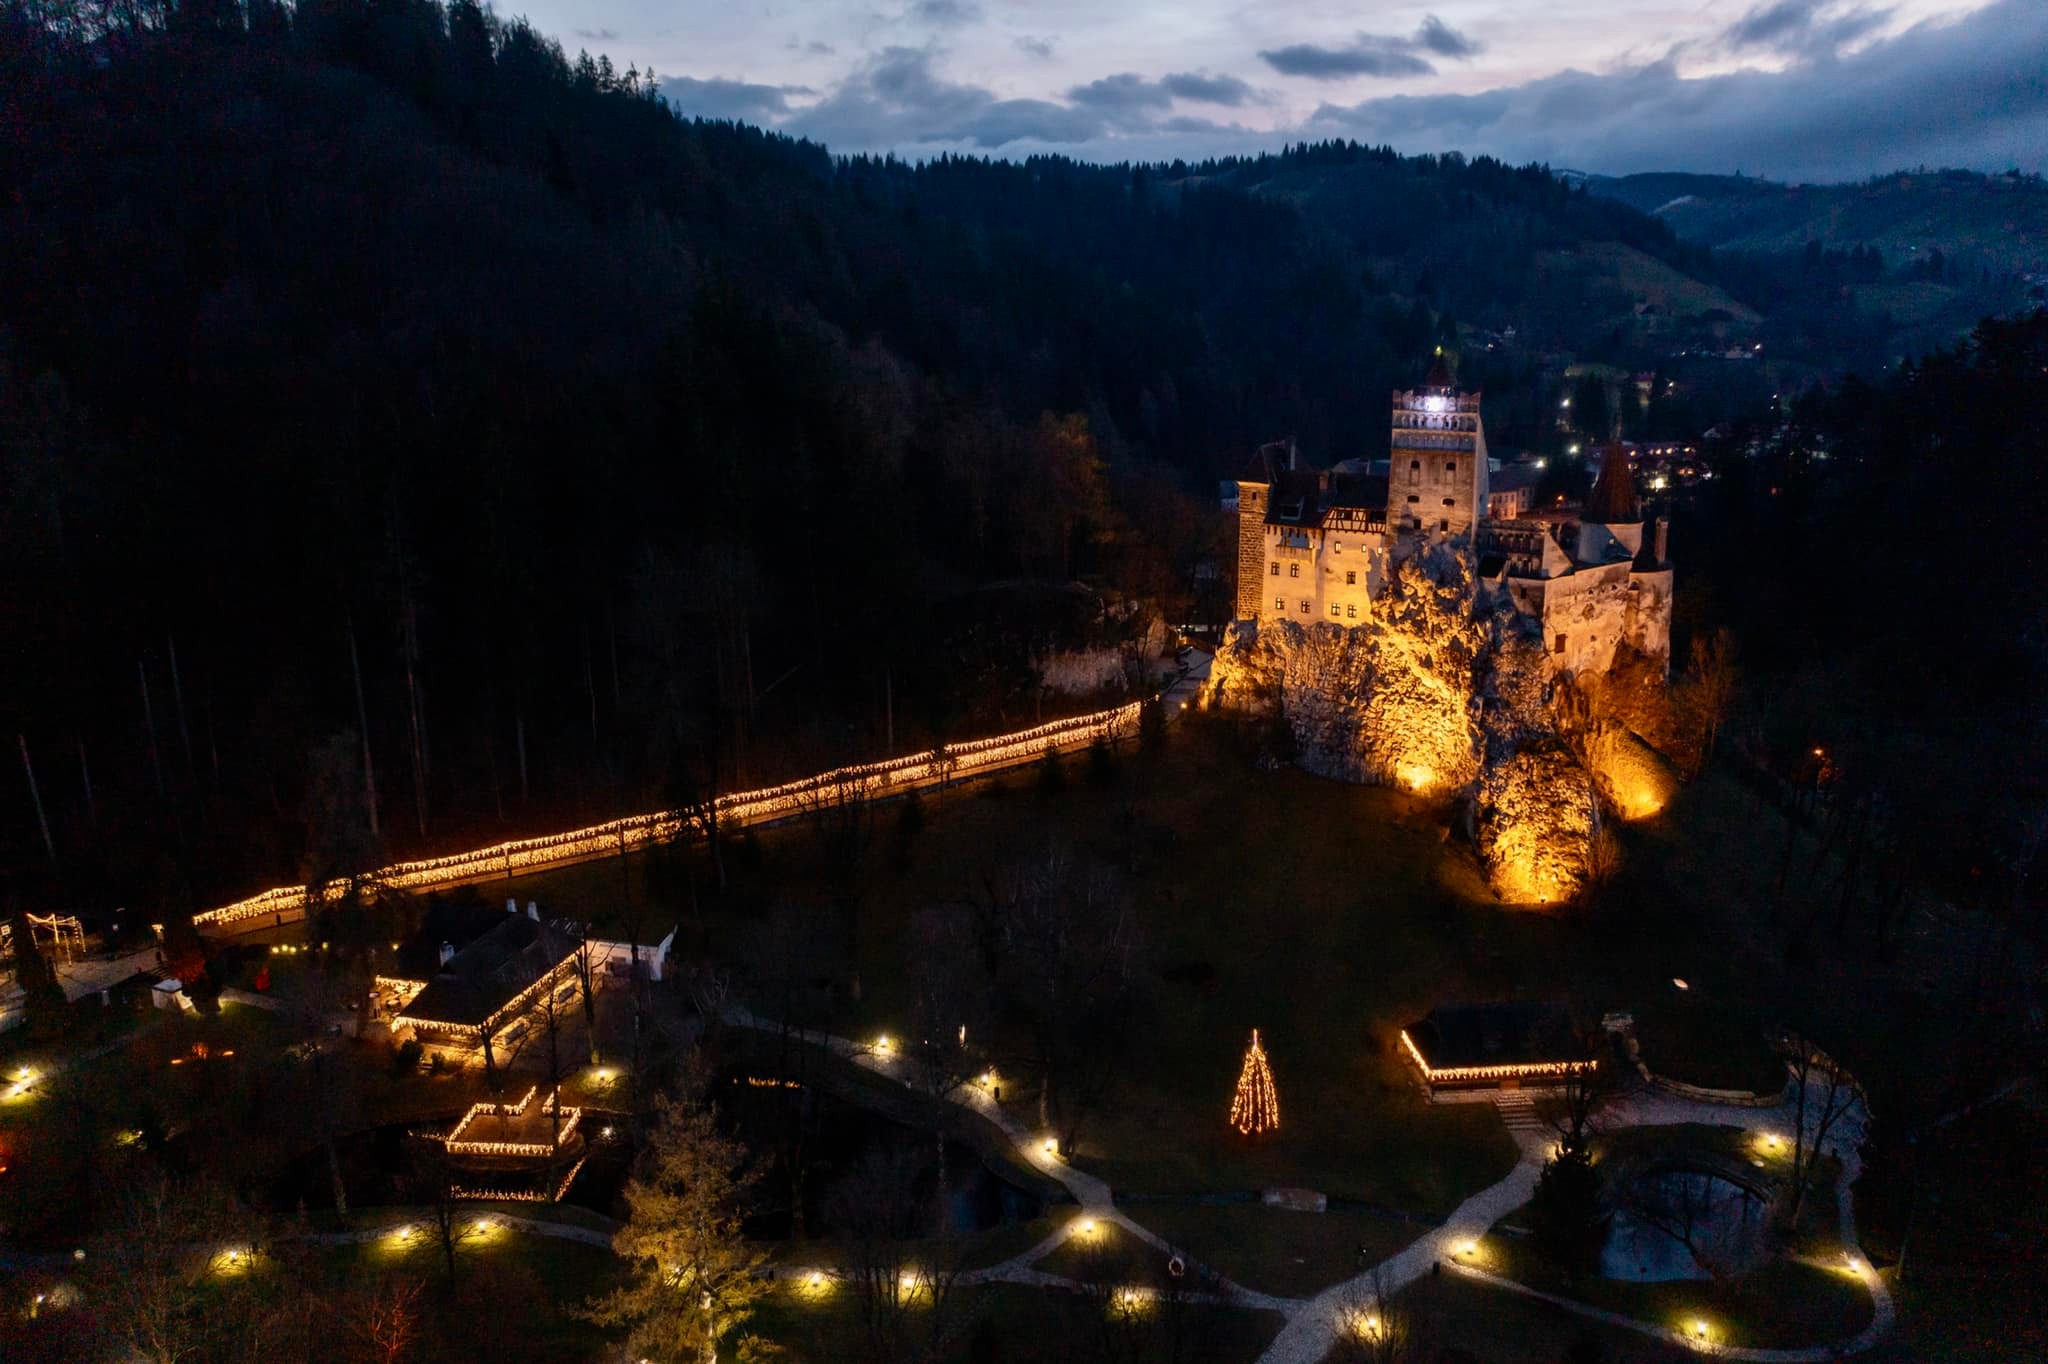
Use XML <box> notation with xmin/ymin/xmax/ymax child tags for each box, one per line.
<box><xmin>1580</xmin><ymin>168</ymin><xmax>2048</xmax><ymax>275</ymax></box>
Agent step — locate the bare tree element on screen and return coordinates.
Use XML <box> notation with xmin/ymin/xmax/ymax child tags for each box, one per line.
<box><xmin>825</xmin><ymin>1146</ymin><xmax>972</xmax><ymax>1364</ymax></box>
<box><xmin>1327</xmin><ymin>1265</ymin><xmax>1420</xmax><ymax>1364</ymax></box>
<box><xmin>1620</xmin><ymin>1164</ymin><xmax>1760</xmax><ymax>1286</ymax></box>
<box><xmin>349</xmin><ymin>1275</ymin><xmax>423</xmax><ymax>1364</ymax></box>
<box><xmin>904</xmin><ymin>903</ymin><xmax>993</xmax><ymax>1234</ymax></box>
<box><xmin>1679</xmin><ymin>626</ymin><xmax>1738</xmax><ymax>775</ymax></box>
<box><xmin>405</xmin><ymin>1139</ymin><xmax>493</xmax><ymax>1292</ymax></box>
<box><xmin>566</xmin><ymin>922</ymin><xmax>603</xmax><ymax>1066</ymax></box>
<box><xmin>983</xmin><ymin>845</ymin><xmax>1147</xmax><ymax>1154</ymax></box>
<box><xmin>89</xmin><ymin>1175</ymin><xmax>255</xmax><ymax>1364</ymax></box>
<box><xmin>282</xmin><ymin>957</ymin><xmax>367</xmax><ymax>1216</ymax></box>
<box><xmin>1778</xmin><ymin>1030</ymin><xmax>1861</xmax><ymax>1230</ymax></box>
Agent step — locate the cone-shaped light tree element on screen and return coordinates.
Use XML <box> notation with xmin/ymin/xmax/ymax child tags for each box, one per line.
<box><xmin>1229</xmin><ymin>1029</ymin><xmax>1280</xmax><ymax>1135</ymax></box>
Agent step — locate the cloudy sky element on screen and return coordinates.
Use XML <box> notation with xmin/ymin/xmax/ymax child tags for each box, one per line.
<box><xmin>522</xmin><ymin>0</ymin><xmax>2046</xmax><ymax>180</ymax></box>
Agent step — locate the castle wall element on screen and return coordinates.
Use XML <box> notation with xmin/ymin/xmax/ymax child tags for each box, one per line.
<box><xmin>1528</xmin><ymin>561</ymin><xmax>1672</xmax><ymax>678</ymax></box>
<box><xmin>1259</xmin><ymin>524</ymin><xmax>1388</xmax><ymax>627</ymax></box>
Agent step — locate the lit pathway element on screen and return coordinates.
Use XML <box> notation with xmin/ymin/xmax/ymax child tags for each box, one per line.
<box><xmin>727</xmin><ymin>1009</ymin><xmax>1894</xmax><ymax>1363</ymax></box>
<box><xmin>724</xmin><ymin>1006</ymin><xmax>1291</xmax><ymax>1312</ymax></box>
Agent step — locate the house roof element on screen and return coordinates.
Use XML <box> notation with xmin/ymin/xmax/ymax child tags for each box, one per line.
<box><xmin>1404</xmin><ymin>1001</ymin><xmax>1580</xmax><ymax>1071</ymax></box>
<box><xmin>1422</xmin><ymin>348</ymin><xmax>1456</xmax><ymax>390</ymax></box>
<box><xmin>402</xmin><ymin>914</ymin><xmax>561</xmax><ymax>1029</ymax></box>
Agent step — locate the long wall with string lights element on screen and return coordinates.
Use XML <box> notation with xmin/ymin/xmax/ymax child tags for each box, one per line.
<box><xmin>194</xmin><ymin>697</ymin><xmax>1150</xmax><ymax>930</ymax></box>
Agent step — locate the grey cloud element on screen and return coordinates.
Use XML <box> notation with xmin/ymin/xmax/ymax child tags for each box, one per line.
<box><xmin>909</xmin><ymin>0</ymin><xmax>981</xmax><ymax>24</ymax></box>
<box><xmin>1161</xmin><ymin>71</ymin><xmax>1258</xmax><ymax>106</ymax></box>
<box><xmin>1158</xmin><ymin>115</ymin><xmax>1238</xmax><ymax>135</ymax></box>
<box><xmin>1414</xmin><ymin>15</ymin><xmax>1483</xmax><ymax>59</ymax></box>
<box><xmin>660</xmin><ymin>76</ymin><xmax>807</xmax><ymax>121</ymax></box>
<box><xmin>1723</xmin><ymin>0</ymin><xmax>1892</xmax><ymax>58</ymax></box>
<box><xmin>1015</xmin><ymin>36</ymin><xmax>1055</xmax><ymax>59</ymax></box>
<box><xmin>1067</xmin><ymin>73</ymin><xmax>1174</xmax><ymax>114</ymax></box>
<box><xmin>1261</xmin><ymin>41</ymin><xmax>1434</xmax><ymax>80</ymax></box>
<box><xmin>789</xmin><ymin>47</ymin><xmax>1107</xmax><ymax>148</ymax></box>
<box><xmin>1068</xmin><ymin>71</ymin><xmax>1258</xmax><ymax>113</ymax></box>
<box><xmin>1261</xmin><ymin>16</ymin><xmax>1481</xmax><ymax>80</ymax></box>
<box><xmin>1305</xmin><ymin>0</ymin><xmax>2048</xmax><ymax>180</ymax></box>
<box><xmin>572</xmin><ymin>27</ymin><xmax>618</xmax><ymax>41</ymax></box>
<box><xmin>1724</xmin><ymin>0</ymin><xmax>1819</xmax><ymax>48</ymax></box>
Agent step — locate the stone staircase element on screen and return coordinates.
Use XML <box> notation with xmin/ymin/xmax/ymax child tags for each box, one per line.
<box><xmin>1492</xmin><ymin>1090</ymin><xmax>1546</xmax><ymax>1138</ymax></box>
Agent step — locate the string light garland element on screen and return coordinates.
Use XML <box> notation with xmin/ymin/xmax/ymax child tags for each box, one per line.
<box><xmin>1398</xmin><ymin>1029</ymin><xmax>1596</xmax><ymax>1087</ymax></box>
<box><xmin>193</xmin><ymin>697</ymin><xmax>1151</xmax><ymax>928</ymax></box>
<box><xmin>1229</xmin><ymin>1029</ymin><xmax>1281</xmax><ymax>1135</ymax></box>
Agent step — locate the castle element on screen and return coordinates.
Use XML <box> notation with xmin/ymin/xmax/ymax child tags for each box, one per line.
<box><xmin>1230</xmin><ymin>352</ymin><xmax>1672</xmax><ymax>677</ymax></box>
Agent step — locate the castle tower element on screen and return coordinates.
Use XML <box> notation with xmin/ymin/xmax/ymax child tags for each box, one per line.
<box><xmin>1577</xmin><ymin>442</ymin><xmax>1645</xmax><ymax>562</ymax></box>
<box><xmin>1232</xmin><ymin>440</ymin><xmax>1293</xmax><ymax>623</ymax></box>
<box><xmin>1390</xmin><ymin>350</ymin><xmax>1487</xmax><ymax>540</ymax></box>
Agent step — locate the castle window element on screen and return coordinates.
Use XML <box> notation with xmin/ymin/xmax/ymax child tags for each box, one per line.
<box><xmin>1406</xmin><ymin>494</ymin><xmax>1419</xmax><ymax>504</ymax></box>
<box><xmin>1299</xmin><ymin>600</ymin><xmax>1310</xmax><ymax>613</ymax></box>
<box><xmin>1345</xmin><ymin>570</ymin><xmax>1357</xmax><ymax>585</ymax></box>
<box><xmin>1446</xmin><ymin>461</ymin><xmax>1456</xmax><ymax>474</ymax></box>
<box><xmin>1553</xmin><ymin>633</ymin><xmax>1566</xmax><ymax>654</ymax></box>
<box><xmin>1346</xmin><ymin>604</ymin><xmax>1358</xmax><ymax>618</ymax></box>
<box><xmin>1330</xmin><ymin>604</ymin><xmax>1341</xmax><ymax>617</ymax></box>
<box><xmin>1275</xmin><ymin>597</ymin><xmax>1286</xmax><ymax>612</ymax></box>
<box><xmin>1443</xmin><ymin>497</ymin><xmax>1455</xmax><ymax>507</ymax></box>
<box><xmin>1269</xmin><ymin>561</ymin><xmax>1278</xmax><ymax>575</ymax></box>
<box><xmin>1288</xmin><ymin>563</ymin><xmax>1299</xmax><ymax>578</ymax></box>
<box><xmin>1439</xmin><ymin>519</ymin><xmax>1449</xmax><ymax>532</ymax></box>
<box><xmin>1409</xmin><ymin>461</ymin><xmax>1421</xmax><ymax>485</ymax></box>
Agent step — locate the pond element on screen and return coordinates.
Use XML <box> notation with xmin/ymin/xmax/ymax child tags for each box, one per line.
<box><xmin>717</xmin><ymin>1069</ymin><xmax>1044</xmax><ymax>1239</ymax></box>
<box><xmin>265</xmin><ymin>1073</ymin><xmax>1041</xmax><ymax>1241</ymax></box>
<box><xmin>1602</xmin><ymin>1168</ymin><xmax>1770</xmax><ymax>1282</ymax></box>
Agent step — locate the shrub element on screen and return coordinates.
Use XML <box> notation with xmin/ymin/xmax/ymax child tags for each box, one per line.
<box><xmin>392</xmin><ymin>1037</ymin><xmax>424</xmax><ymax>1075</ymax></box>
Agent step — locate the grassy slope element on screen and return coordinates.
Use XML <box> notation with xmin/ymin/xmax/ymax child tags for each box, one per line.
<box><xmin>1556</xmin><ymin>241</ymin><xmax>1763</xmax><ymax>322</ymax></box>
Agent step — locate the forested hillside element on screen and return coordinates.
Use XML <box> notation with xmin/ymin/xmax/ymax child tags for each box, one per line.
<box><xmin>1585</xmin><ymin>168</ymin><xmax>2046</xmax><ymax>352</ymax></box>
<box><xmin>0</xmin><ymin>0</ymin><xmax>1993</xmax><ymax>918</ymax></box>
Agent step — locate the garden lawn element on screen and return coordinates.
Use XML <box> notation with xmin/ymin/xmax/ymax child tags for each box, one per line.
<box><xmin>750</xmin><ymin>1279</ymin><xmax>1284</xmax><ymax>1362</ymax></box>
<box><xmin>502</xmin><ymin>720</ymin><xmax>1971</xmax><ymax>1221</ymax></box>
<box><xmin>1391</xmin><ymin>1272</ymin><xmax>1697</xmax><ymax>1363</ymax></box>
<box><xmin>1107</xmin><ymin>1200</ymin><xmax>1430</xmax><ymax>1298</ymax></box>
<box><xmin>1479</xmin><ymin>1226</ymin><xmax>1873</xmax><ymax>1351</ymax></box>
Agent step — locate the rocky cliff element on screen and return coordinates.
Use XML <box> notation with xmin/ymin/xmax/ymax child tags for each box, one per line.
<box><xmin>1208</xmin><ymin>550</ymin><xmax>1671</xmax><ymax>905</ymax></box>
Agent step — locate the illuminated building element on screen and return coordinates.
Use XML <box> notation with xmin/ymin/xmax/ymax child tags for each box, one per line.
<box><xmin>1399</xmin><ymin>1002</ymin><xmax>1594</xmax><ymax>1093</ymax></box>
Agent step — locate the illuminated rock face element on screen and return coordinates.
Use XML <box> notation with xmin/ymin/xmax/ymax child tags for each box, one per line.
<box><xmin>1476</xmin><ymin>745</ymin><xmax>1596</xmax><ymax>905</ymax></box>
<box><xmin>1211</xmin><ymin>552</ymin><xmax>1636</xmax><ymax>906</ymax></box>
<box><xmin>1585</xmin><ymin>726</ymin><xmax>1680</xmax><ymax>822</ymax></box>
<box><xmin>1210</xmin><ymin>555</ymin><xmax>1485</xmax><ymax>792</ymax></box>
